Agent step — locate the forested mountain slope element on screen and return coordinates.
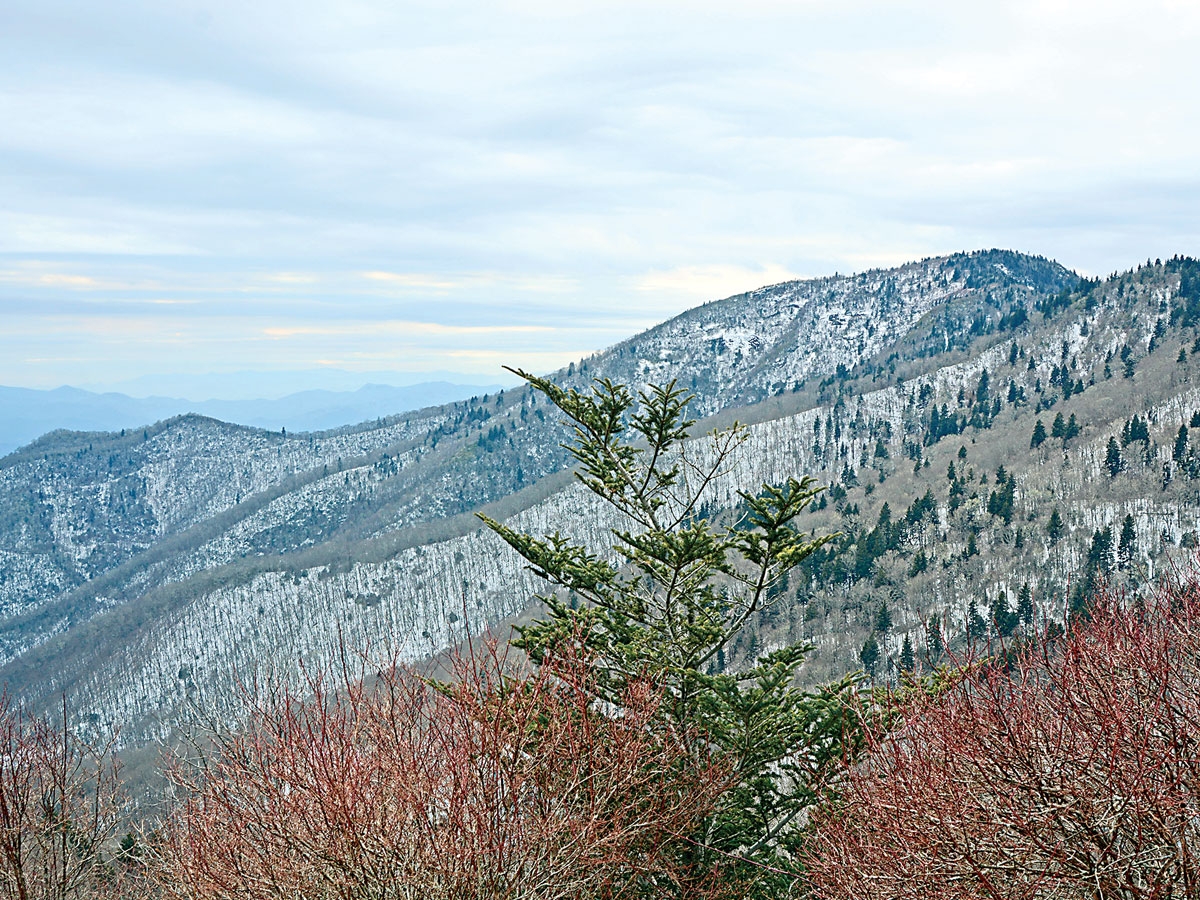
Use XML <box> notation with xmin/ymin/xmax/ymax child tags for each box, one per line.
<box><xmin>0</xmin><ymin>250</ymin><xmax>1065</xmax><ymax>660</ymax></box>
<box><xmin>11</xmin><ymin>251</ymin><xmax>1200</xmax><ymax>753</ymax></box>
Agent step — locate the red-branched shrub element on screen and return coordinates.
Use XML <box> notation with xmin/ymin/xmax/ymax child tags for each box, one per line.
<box><xmin>804</xmin><ymin>576</ymin><xmax>1200</xmax><ymax>900</ymax></box>
<box><xmin>157</xmin><ymin>641</ymin><xmax>732</xmax><ymax>900</ymax></box>
<box><xmin>0</xmin><ymin>695</ymin><xmax>125</xmax><ymax>900</ymax></box>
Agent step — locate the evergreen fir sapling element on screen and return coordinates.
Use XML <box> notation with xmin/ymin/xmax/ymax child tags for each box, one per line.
<box><xmin>479</xmin><ymin>369</ymin><xmax>861</xmax><ymax>895</ymax></box>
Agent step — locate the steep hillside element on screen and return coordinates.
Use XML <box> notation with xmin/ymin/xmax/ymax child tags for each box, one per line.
<box><xmin>590</xmin><ymin>249</ymin><xmax>1069</xmax><ymax>416</ymax></box>
<box><xmin>25</xmin><ymin>249</ymin><xmax>1200</xmax><ymax>756</ymax></box>
<box><xmin>0</xmin><ymin>250</ymin><xmax>1070</xmax><ymax>670</ymax></box>
<box><xmin>0</xmin><ymin>411</ymin><xmax>451</xmax><ymax>618</ymax></box>
<box><xmin>739</xmin><ymin>257</ymin><xmax>1200</xmax><ymax>684</ymax></box>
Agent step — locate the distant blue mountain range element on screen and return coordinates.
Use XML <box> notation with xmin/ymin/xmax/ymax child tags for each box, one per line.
<box><xmin>0</xmin><ymin>381</ymin><xmax>501</xmax><ymax>457</ymax></box>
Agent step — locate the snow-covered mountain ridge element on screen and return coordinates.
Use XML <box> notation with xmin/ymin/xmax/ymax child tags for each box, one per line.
<box><xmin>12</xmin><ymin>249</ymin><xmax>1200</xmax><ymax>756</ymax></box>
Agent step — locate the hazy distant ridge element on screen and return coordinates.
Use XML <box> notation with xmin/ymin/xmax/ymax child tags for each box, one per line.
<box><xmin>0</xmin><ymin>381</ymin><xmax>502</xmax><ymax>457</ymax></box>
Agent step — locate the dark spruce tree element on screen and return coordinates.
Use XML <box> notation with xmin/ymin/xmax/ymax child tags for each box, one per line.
<box><xmin>859</xmin><ymin>632</ymin><xmax>880</xmax><ymax>677</ymax></box>
<box><xmin>1105</xmin><ymin>437</ymin><xmax>1125</xmax><ymax>477</ymax></box>
<box><xmin>874</xmin><ymin>600</ymin><xmax>892</xmax><ymax>633</ymax></box>
<box><xmin>992</xmin><ymin>591</ymin><xmax>1018</xmax><ymax>637</ymax></box>
<box><xmin>1072</xmin><ymin>526</ymin><xmax>1116</xmax><ymax>616</ymax></box>
<box><xmin>1118</xmin><ymin>513</ymin><xmax>1137</xmax><ymax>569</ymax></box>
<box><xmin>898</xmin><ymin>633</ymin><xmax>915</xmax><ymax>674</ymax></box>
<box><xmin>1031</xmin><ymin>418</ymin><xmax>1047</xmax><ymax>448</ymax></box>
<box><xmin>986</xmin><ymin>468</ymin><xmax>1016</xmax><ymax>525</ymax></box>
<box><xmin>1046</xmin><ymin>508</ymin><xmax>1065</xmax><ymax>545</ymax></box>
<box><xmin>967</xmin><ymin>596</ymin><xmax>989</xmax><ymax>641</ymax></box>
<box><xmin>480</xmin><ymin>369</ymin><xmax>861</xmax><ymax>898</ymax></box>
<box><xmin>1017</xmin><ymin>582</ymin><xmax>1035</xmax><ymax>628</ymax></box>
<box><xmin>925</xmin><ymin>614</ymin><xmax>945</xmax><ymax>663</ymax></box>
<box><xmin>908</xmin><ymin>548</ymin><xmax>929</xmax><ymax>577</ymax></box>
<box><xmin>1051</xmin><ymin>412</ymin><xmax>1066</xmax><ymax>439</ymax></box>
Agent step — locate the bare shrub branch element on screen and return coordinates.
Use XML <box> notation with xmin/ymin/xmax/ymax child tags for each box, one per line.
<box><xmin>0</xmin><ymin>694</ymin><xmax>125</xmax><ymax>900</ymax></box>
<box><xmin>805</xmin><ymin>574</ymin><xmax>1200</xmax><ymax>900</ymax></box>
<box><xmin>156</xmin><ymin>640</ymin><xmax>733</xmax><ymax>900</ymax></box>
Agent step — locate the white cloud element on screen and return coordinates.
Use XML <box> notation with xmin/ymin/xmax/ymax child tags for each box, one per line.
<box><xmin>634</xmin><ymin>264</ymin><xmax>801</xmax><ymax>303</ymax></box>
<box><xmin>1</xmin><ymin>0</ymin><xmax>1198</xmax><ymax>390</ymax></box>
<box><xmin>261</xmin><ymin>321</ymin><xmax>555</xmax><ymax>338</ymax></box>
<box><xmin>361</xmin><ymin>272</ymin><xmax>464</xmax><ymax>291</ymax></box>
<box><xmin>36</xmin><ymin>273</ymin><xmax>98</xmax><ymax>288</ymax></box>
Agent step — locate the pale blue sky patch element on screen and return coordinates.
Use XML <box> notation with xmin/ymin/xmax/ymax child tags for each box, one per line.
<box><xmin>2</xmin><ymin>0</ymin><xmax>1198</xmax><ymax>393</ymax></box>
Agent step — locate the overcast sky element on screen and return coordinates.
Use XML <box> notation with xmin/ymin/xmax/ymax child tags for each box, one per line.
<box><xmin>3</xmin><ymin>0</ymin><xmax>1198</xmax><ymax>394</ymax></box>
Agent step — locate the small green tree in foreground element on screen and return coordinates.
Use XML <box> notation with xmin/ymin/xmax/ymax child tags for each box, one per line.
<box><xmin>481</xmin><ymin>370</ymin><xmax>861</xmax><ymax>896</ymax></box>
